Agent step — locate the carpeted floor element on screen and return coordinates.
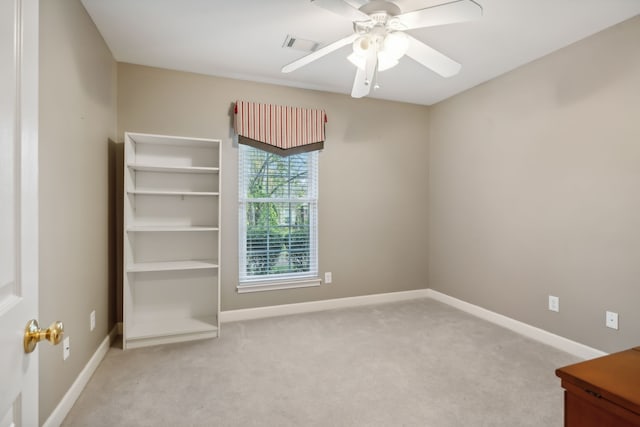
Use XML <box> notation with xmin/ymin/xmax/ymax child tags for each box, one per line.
<box><xmin>62</xmin><ymin>298</ymin><xmax>578</xmax><ymax>426</ymax></box>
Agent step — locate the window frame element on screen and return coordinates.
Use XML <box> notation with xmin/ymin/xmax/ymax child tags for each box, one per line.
<box><xmin>237</xmin><ymin>145</ymin><xmax>319</xmax><ymax>292</ymax></box>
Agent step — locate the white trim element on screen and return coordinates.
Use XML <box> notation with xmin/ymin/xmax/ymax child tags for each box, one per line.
<box><xmin>18</xmin><ymin>1</ymin><xmax>40</xmax><ymax>426</ymax></box>
<box><xmin>426</xmin><ymin>289</ymin><xmax>607</xmax><ymax>360</ymax></box>
<box><xmin>221</xmin><ymin>289</ymin><xmax>430</xmax><ymax>322</ymax></box>
<box><xmin>238</xmin><ymin>146</ymin><xmax>319</xmax><ymax>283</ymax></box>
<box><xmin>237</xmin><ymin>278</ymin><xmax>321</xmax><ymax>293</ymax></box>
<box><xmin>222</xmin><ymin>288</ymin><xmax>606</xmax><ymax>360</ymax></box>
<box><xmin>43</xmin><ymin>327</ymin><xmax>118</xmax><ymax>427</ymax></box>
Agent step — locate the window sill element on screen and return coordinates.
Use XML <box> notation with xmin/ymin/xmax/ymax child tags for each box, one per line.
<box><xmin>237</xmin><ymin>277</ymin><xmax>321</xmax><ymax>293</ymax></box>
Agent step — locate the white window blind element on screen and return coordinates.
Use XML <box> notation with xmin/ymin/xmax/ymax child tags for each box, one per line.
<box><xmin>239</xmin><ymin>145</ymin><xmax>318</xmax><ymax>285</ymax></box>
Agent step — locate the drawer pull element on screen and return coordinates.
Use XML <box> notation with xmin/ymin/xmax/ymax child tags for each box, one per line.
<box><xmin>585</xmin><ymin>389</ymin><xmax>602</xmax><ymax>398</ymax></box>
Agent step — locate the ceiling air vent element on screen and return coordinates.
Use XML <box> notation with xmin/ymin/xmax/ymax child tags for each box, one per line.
<box><xmin>282</xmin><ymin>35</ymin><xmax>318</xmax><ymax>52</ymax></box>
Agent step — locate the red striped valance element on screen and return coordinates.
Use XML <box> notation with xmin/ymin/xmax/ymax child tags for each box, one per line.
<box><xmin>234</xmin><ymin>100</ymin><xmax>327</xmax><ymax>156</ymax></box>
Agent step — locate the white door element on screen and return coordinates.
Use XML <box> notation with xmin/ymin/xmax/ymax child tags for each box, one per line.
<box><xmin>0</xmin><ymin>0</ymin><xmax>39</xmax><ymax>426</ymax></box>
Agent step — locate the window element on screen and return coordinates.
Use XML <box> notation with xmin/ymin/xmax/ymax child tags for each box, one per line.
<box><xmin>238</xmin><ymin>145</ymin><xmax>318</xmax><ymax>290</ymax></box>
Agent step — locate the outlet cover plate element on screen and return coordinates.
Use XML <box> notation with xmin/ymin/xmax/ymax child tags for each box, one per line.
<box><xmin>606</xmin><ymin>311</ymin><xmax>619</xmax><ymax>330</ymax></box>
<box><xmin>548</xmin><ymin>295</ymin><xmax>559</xmax><ymax>312</ymax></box>
<box><xmin>324</xmin><ymin>272</ymin><xmax>332</xmax><ymax>284</ymax></box>
<box><xmin>63</xmin><ymin>336</ymin><xmax>70</xmax><ymax>360</ymax></box>
<box><xmin>90</xmin><ymin>310</ymin><xmax>96</xmax><ymax>331</ymax></box>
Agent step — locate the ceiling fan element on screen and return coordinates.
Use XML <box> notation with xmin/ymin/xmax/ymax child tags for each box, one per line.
<box><xmin>282</xmin><ymin>0</ymin><xmax>482</xmax><ymax>98</ymax></box>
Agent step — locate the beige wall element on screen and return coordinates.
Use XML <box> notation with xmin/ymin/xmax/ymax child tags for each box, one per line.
<box><xmin>428</xmin><ymin>16</ymin><xmax>640</xmax><ymax>354</ymax></box>
<box><xmin>117</xmin><ymin>63</ymin><xmax>431</xmax><ymax>311</ymax></box>
<box><xmin>39</xmin><ymin>0</ymin><xmax>117</xmax><ymax>423</ymax></box>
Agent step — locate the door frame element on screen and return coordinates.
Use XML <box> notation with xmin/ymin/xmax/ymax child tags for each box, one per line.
<box><xmin>11</xmin><ymin>0</ymin><xmax>39</xmax><ymax>424</ymax></box>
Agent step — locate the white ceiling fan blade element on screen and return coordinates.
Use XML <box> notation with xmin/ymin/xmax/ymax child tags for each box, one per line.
<box><xmin>311</xmin><ymin>0</ymin><xmax>371</xmax><ymax>22</ymax></box>
<box><xmin>405</xmin><ymin>35</ymin><xmax>461</xmax><ymax>77</ymax></box>
<box><xmin>282</xmin><ymin>34</ymin><xmax>358</xmax><ymax>73</ymax></box>
<box><xmin>364</xmin><ymin>44</ymin><xmax>377</xmax><ymax>82</ymax></box>
<box><xmin>351</xmin><ymin>67</ymin><xmax>370</xmax><ymax>98</ymax></box>
<box><xmin>395</xmin><ymin>0</ymin><xmax>482</xmax><ymax>31</ymax></box>
<box><xmin>351</xmin><ymin>45</ymin><xmax>377</xmax><ymax>98</ymax></box>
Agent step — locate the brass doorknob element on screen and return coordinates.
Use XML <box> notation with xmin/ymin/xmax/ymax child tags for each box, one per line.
<box><xmin>24</xmin><ymin>319</ymin><xmax>64</xmax><ymax>354</ymax></box>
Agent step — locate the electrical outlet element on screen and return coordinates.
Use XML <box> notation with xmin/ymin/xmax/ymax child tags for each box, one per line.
<box><xmin>548</xmin><ymin>295</ymin><xmax>559</xmax><ymax>312</ymax></box>
<box><xmin>90</xmin><ymin>310</ymin><xmax>96</xmax><ymax>331</ymax></box>
<box><xmin>606</xmin><ymin>311</ymin><xmax>619</xmax><ymax>330</ymax></box>
<box><xmin>324</xmin><ymin>272</ymin><xmax>332</xmax><ymax>284</ymax></box>
<box><xmin>63</xmin><ymin>336</ymin><xmax>70</xmax><ymax>360</ymax></box>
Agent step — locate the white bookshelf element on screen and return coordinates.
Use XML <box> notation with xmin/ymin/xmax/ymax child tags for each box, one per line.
<box><xmin>123</xmin><ymin>132</ymin><xmax>221</xmax><ymax>349</ymax></box>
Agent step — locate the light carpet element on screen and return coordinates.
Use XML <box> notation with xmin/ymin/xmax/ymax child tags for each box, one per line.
<box><xmin>62</xmin><ymin>298</ymin><xmax>578</xmax><ymax>426</ymax></box>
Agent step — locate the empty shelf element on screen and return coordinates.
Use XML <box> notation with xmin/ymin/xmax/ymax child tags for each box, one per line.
<box><xmin>127</xmin><ymin>260</ymin><xmax>219</xmax><ymax>272</ymax></box>
<box><xmin>128</xmin><ymin>164</ymin><xmax>219</xmax><ymax>174</ymax></box>
<box><xmin>128</xmin><ymin>190</ymin><xmax>219</xmax><ymax>196</ymax></box>
<box><xmin>127</xmin><ymin>226</ymin><xmax>219</xmax><ymax>232</ymax></box>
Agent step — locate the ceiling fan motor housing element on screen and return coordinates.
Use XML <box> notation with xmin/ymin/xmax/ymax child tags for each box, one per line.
<box><xmin>358</xmin><ymin>0</ymin><xmax>402</xmax><ymax>16</ymax></box>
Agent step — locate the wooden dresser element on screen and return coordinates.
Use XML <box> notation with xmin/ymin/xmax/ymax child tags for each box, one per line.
<box><xmin>556</xmin><ymin>347</ymin><xmax>640</xmax><ymax>427</ymax></box>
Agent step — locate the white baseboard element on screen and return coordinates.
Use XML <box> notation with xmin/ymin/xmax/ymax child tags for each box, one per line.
<box><xmin>221</xmin><ymin>288</ymin><xmax>606</xmax><ymax>360</ymax></box>
<box><xmin>43</xmin><ymin>326</ymin><xmax>118</xmax><ymax>427</ymax></box>
<box><xmin>426</xmin><ymin>289</ymin><xmax>607</xmax><ymax>360</ymax></box>
<box><xmin>220</xmin><ymin>289</ymin><xmax>430</xmax><ymax>323</ymax></box>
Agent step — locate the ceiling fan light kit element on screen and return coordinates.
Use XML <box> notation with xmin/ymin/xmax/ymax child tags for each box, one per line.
<box><xmin>347</xmin><ymin>31</ymin><xmax>409</xmax><ymax>72</ymax></box>
<box><xmin>282</xmin><ymin>0</ymin><xmax>483</xmax><ymax>98</ymax></box>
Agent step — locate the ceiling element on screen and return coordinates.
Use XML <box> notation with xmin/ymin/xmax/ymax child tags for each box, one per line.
<box><xmin>80</xmin><ymin>0</ymin><xmax>640</xmax><ymax>106</ymax></box>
